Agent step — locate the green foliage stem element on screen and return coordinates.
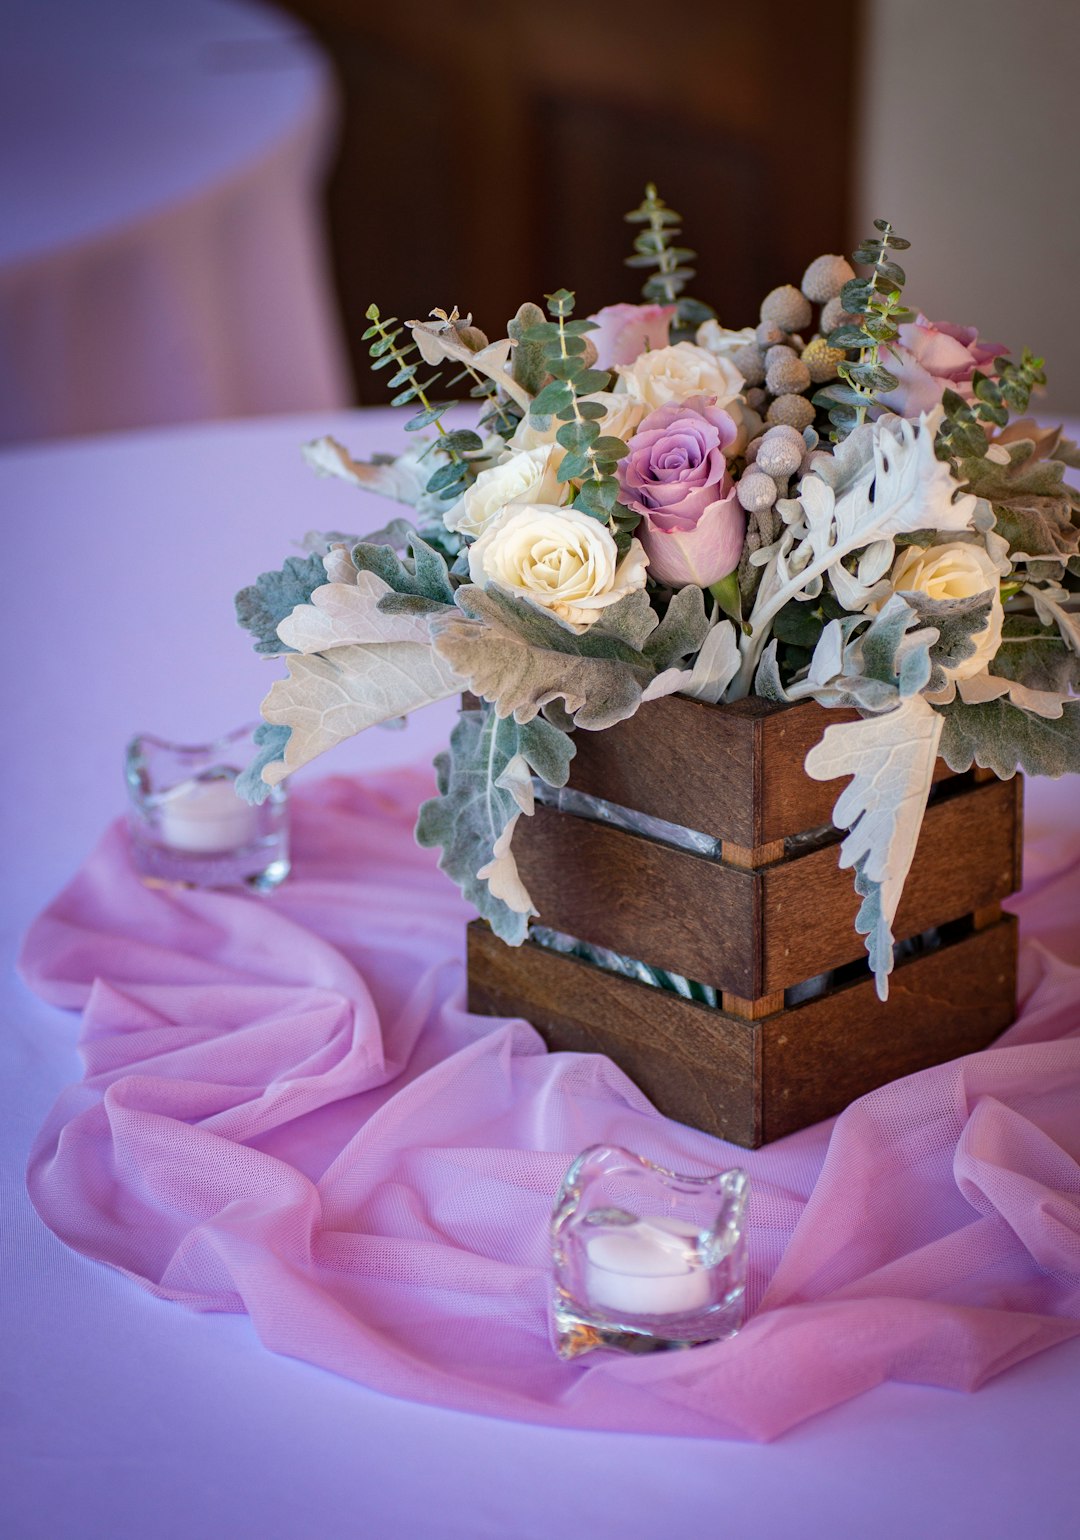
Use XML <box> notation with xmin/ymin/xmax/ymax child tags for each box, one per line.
<box><xmin>816</xmin><ymin>219</ymin><xmax>912</xmax><ymax>440</ymax></box>
<box><xmin>525</xmin><ymin>289</ymin><xmax>630</xmax><ymax>524</ymax></box>
<box><xmin>624</xmin><ymin>184</ymin><xmax>713</xmax><ymax>333</ymax></box>
<box><xmin>362</xmin><ymin>304</ymin><xmax>481</xmax><ymax>504</ymax></box>
<box><xmin>936</xmin><ymin>348</ymin><xmax>1048</xmax><ymax>464</ymax></box>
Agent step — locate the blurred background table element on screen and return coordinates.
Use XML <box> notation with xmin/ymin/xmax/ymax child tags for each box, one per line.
<box><xmin>3</xmin><ymin>410</ymin><xmax>1078</xmax><ymax>1540</ymax></box>
<box><xmin>0</xmin><ymin>0</ymin><xmax>351</xmax><ymax>445</ymax></box>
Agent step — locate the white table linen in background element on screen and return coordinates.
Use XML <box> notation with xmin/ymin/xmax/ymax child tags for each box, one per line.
<box><xmin>0</xmin><ymin>0</ymin><xmax>351</xmax><ymax>446</ymax></box>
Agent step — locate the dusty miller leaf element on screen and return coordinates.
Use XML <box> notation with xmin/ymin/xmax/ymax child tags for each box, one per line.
<box><xmin>276</xmin><ymin>571</ymin><xmax>432</xmax><ymax>653</ymax></box>
<box><xmin>897</xmin><ymin>588</ymin><xmax>994</xmax><ymax>693</ymax></box>
<box><xmin>780</xmin><ymin>598</ymin><xmax>935</xmax><ymax>713</ymax></box>
<box><xmin>959</xmin><ymin>441</ymin><xmax>1080</xmax><ymax>575</ymax></box>
<box><xmin>302</xmin><ymin>438</ymin><xmax>431</xmax><ymax>506</ymax></box>
<box><xmin>680</xmin><ymin>618</ymin><xmax>740</xmax><ymax>703</ymax></box>
<box><xmin>938</xmin><ymin>697</ymin><xmax>1080</xmax><ymax>778</ymax></box>
<box><xmin>643</xmin><ymin>586</ymin><xmax>710</xmax><ymax>670</ymax></box>
<box><xmin>236</xmin><ymin>723</ymin><xmax>291</xmax><ymax>806</ymax></box>
<box><xmin>258</xmin><ymin>643</ymin><xmax>464</xmax><ymax>788</ymax></box>
<box><xmin>415</xmin><ymin>707</ymin><xmax>574</xmax><ymax>944</ymax></box>
<box><xmin>431</xmin><ymin>585</ymin><xmax>651</xmax><ymax>730</ymax></box>
<box><xmin>406</xmin><ymin>321</ymin><xmax>531</xmax><ymax>413</ymax></box>
<box><xmin>235</xmin><ymin>553</ymin><xmax>329</xmax><ymax>656</ymax></box>
<box><xmin>352</xmin><ymin>529</ymin><xmax>456</xmax><ymax>608</ymax></box>
<box><xmin>805</xmin><ymin>694</ymin><xmax>944</xmax><ymax>1000</ymax></box>
<box><xmin>590</xmin><ymin>589</ymin><xmax>661</xmax><ymax>651</ymax></box>
<box><xmin>991</xmin><ymin>614</ymin><xmax>1080</xmax><ymax>694</ymax></box>
<box><xmin>302</xmin><ymin>519</ymin><xmax>414</xmax><ymax>557</ymax></box>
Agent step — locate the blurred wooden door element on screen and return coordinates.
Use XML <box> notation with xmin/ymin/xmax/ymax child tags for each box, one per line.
<box><xmin>280</xmin><ymin>1</ymin><xmax>861</xmax><ymax>400</ymax></box>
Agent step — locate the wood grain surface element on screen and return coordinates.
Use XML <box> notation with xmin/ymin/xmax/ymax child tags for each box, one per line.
<box><xmin>564</xmin><ymin>694</ymin><xmax>962</xmax><ymax>845</ymax></box>
<box><xmin>467</xmin><ymin>920</ymin><xmax>762</xmax><ymax>1146</ymax></box>
<box><xmin>515</xmin><ymin>776</ymin><xmax>1021</xmax><ymax>997</ymax></box>
<box><xmin>467</xmin><ymin>917</ymin><xmax>1019</xmax><ymax>1146</ymax></box>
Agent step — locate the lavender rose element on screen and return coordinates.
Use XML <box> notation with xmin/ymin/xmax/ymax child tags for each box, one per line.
<box><xmin>878</xmin><ymin>314</ymin><xmax>1006</xmax><ymax>418</ymax></box>
<box><xmin>587</xmin><ymin>303</ymin><xmax>676</xmax><ymax>370</ymax></box>
<box><xmin>617</xmin><ymin>396</ymin><xmax>745</xmax><ymax>588</ymax></box>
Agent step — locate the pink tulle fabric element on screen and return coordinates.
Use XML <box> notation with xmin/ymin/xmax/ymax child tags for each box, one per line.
<box><xmin>19</xmin><ymin>769</ymin><xmax>1080</xmax><ymax>1441</ymax></box>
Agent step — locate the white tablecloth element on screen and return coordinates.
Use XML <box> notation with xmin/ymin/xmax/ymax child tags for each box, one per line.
<box><xmin>0</xmin><ymin>0</ymin><xmax>351</xmax><ymax>445</ymax></box>
<box><xmin>3</xmin><ymin>411</ymin><xmax>1079</xmax><ymax>1540</ymax></box>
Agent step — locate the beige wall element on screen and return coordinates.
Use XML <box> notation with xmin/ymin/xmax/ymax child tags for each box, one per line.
<box><xmin>856</xmin><ymin>0</ymin><xmax>1080</xmax><ymax>414</ymax></box>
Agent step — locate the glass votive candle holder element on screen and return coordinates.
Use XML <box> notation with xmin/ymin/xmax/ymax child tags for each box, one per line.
<box><xmin>550</xmin><ymin>1144</ymin><xmax>749</xmax><ymax>1359</ymax></box>
<box><xmin>124</xmin><ymin>726</ymin><xmax>289</xmax><ymax>891</ymax></box>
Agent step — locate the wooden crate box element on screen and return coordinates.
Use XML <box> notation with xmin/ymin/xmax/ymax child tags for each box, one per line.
<box><xmin>466</xmin><ymin>695</ymin><xmax>1021</xmax><ymax>1147</ymax></box>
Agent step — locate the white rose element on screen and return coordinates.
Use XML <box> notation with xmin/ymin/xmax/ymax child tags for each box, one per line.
<box><xmin>445</xmin><ymin>444</ymin><xmax>564</xmax><ymax>540</ymax></box>
<box><xmin>508</xmin><ymin>392</ymin><xmax>646</xmax><ymax>454</ymax></box>
<box><xmin>507</xmin><ymin>413</ymin><xmax>559</xmax><ymax>452</ymax></box>
<box><xmin>615</xmin><ymin>342</ymin><xmax>743</xmax><ymax>411</ymax></box>
<box><xmin>889</xmin><ymin>541</ymin><xmax>1004</xmax><ymax>680</ymax></box>
<box><xmin>468</xmin><ymin>503</ymin><xmax>648</xmax><ymax>632</ymax></box>
<box><xmin>582</xmin><ymin>391</ymin><xmax>648</xmax><ymax>445</ymax></box>
<box><xmin>695</xmin><ymin>320</ymin><xmax>756</xmax><ymax>363</ymax></box>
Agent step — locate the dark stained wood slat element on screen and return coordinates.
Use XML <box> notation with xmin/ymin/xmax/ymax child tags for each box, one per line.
<box><xmin>760</xmin><ymin>916</ymin><xmax>1018</xmax><ymax>1141</ymax></box>
<box><xmin>516</xmin><ymin>778</ymin><xmax>1021</xmax><ymax>998</ymax></box>
<box><xmin>467</xmin><ymin>921</ymin><xmax>761</xmax><ymax>1147</ymax></box>
<box><xmin>516</xmin><ymin>803</ymin><xmax>757</xmax><ymax>996</ymax></box>
<box><xmin>566</xmin><ymin>694</ymin><xmax>762</xmax><ymax>846</ymax></box>
<box><xmin>467</xmin><ymin>917</ymin><xmax>1019</xmax><ymax>1148</ymax></box>
<box><xmin>566</xmin><ymin>694</ymin><xmax>960</xmax><ymax>847</ymax></box>
<box><xmin>761</xmin><ymin>775</ymin><xmax>1022</xmax><ymax>991</ymax></box>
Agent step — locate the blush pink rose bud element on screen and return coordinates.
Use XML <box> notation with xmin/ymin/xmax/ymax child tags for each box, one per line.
<box><xmin>618</xmin><ymin>396</ymin><xmax>745</xmax><ymax>587</ymax></box>
<box><xmin>878</xmin><ymin>314</ymin><xmax>1006</xmax><ymax>418</ymax></box>
<box><xmin>587</xmin><ymin>303</ymin><xmax>677</xmax><ymax>370</ymax></box>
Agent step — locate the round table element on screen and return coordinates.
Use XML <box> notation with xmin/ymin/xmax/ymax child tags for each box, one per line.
<box><xmin>3</xmin><ymin>412</ymin><xmax>1078</xmax><ymax>1540</ymax></box>
<box><xmin>0</xmin><ymin>0</ymin><xmax>351</xmax><ymax>446</ymax></box>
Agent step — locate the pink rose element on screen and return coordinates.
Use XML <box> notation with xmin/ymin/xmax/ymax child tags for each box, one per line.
<box><xmin>587</xmin><ymin>303</ymin><xmax>677</xmax><ymax>370</ymax></box>
<box><xmin>619</xmin><ymin>396</ymin><xmax>738</xmax><ymax>521</ymax></box>
<box><xmin>618</xmin><ymin>397</ymin><xmax>745</xmax><ymax>587</ymax></box>
<box><xmin>878</xmin><ymin>314</ymin><xmax>1006</xmax><ymax>418</ymax></box>
<box><xmin>638</xmin><ymin>488</ymin><xmax>746</xmax><ymax>588</ymax></box>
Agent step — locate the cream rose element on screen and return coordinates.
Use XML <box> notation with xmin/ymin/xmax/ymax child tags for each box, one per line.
<box><xmin>615</xmin><ymin>342</ymin><xmax>743</xmax><ymax>412</ymax></box>
<box><xmin>467</xmin><ymin>503</ymin><xmax>648</xmax><ymax>632</ymax></box>
<box><xmin>508</xmin><ymin>391</ymin><xmax>647</xmax><ymax>453</ymax></box>
<box><xmin>889</xmin><ymin>541</ymin><xmax>1004</xmax><ymax>680</ymax></box>
<box><xmin>695</xmin><ymin>320</ymin><xmax>756</xmax><ymax>364</ymax></box>
<box><xmin>445</xmin><ymin>444</ymin><xmax>564</xmax><ymax>540</ymax></box>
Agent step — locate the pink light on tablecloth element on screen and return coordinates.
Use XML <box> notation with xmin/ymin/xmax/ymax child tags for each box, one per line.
<box><xmin>18</xmin><ymin>769</ymin><xmax>1080</xmax><ymax>1441</ymax></box>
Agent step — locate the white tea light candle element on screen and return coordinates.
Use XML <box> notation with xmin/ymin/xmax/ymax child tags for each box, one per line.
<box><xmin>157</xmin><ymin>776</ymin><xmax>258</xmax><ymax>854</ymax></box>
<box><xmin>549</xmin><ymin>1146</ymin><xmax>747</xmax><ymax>1357</ymax></box>
<box><xmin>584</xmin><ymin>1215</ymin><xmax>712</xmax><ymax>1317</ymax></box>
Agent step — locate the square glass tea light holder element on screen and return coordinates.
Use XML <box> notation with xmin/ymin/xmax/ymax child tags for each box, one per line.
<box><xmin>550</xmin><ymin>1144</ymin><xmax>748</xmax><ymax>1359</ymax></box>
<box><xmin>125</xmin><ymin>726</ymin><xmax>288</xmax><ymax>891</ymax></box>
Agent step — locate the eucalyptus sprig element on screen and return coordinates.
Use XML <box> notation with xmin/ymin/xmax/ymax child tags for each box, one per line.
<box><xmin>815</xmin><ymin>219</ymin><xmax>912</xmax><ymax>440</ymax></box>
<box><xmin>937</xmin><ymin>347</ymin><xmax>1047</xmax><ymax>463</ymax></box>
<box><xmin>525</xmin><ymin>289</ymin><xmax>631</xmax><ymax>525</ymax></box>
<box><xmin>624</xmin><ymin>183</ymin><xmax>714</xmax><ymax>335</ymax></box>
<box><xmin>362</xmin><ymin>304</ymin><xmax>482</xmax><ymax>502</ymax></box>
<box><xmin>433</xmin><ymin>310</ymin><xmax>520</xmax><ymax>443</ymax></box>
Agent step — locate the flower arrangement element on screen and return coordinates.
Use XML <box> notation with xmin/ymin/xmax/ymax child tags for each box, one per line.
<box><xmin>234</xmin><ymin>186</ymin><xmax>1080</xmax><ymax>999</ymax></box>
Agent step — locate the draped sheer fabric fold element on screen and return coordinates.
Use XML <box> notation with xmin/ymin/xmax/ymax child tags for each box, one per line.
<box><xmin>19</xmin><ymin>769</ymin><xmax>1080</xmax><ymax>1441</ymax></box>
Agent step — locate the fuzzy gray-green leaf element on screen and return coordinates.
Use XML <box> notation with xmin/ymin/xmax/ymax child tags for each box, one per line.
<box><xmin>431</xmin><ymin>585</ymin><xmax>651</xmax><ymax>730</ymax></box>
<box><xmin>236</xmin><ymin>723</ymin><xmax>291</xmax><ymax>806</ymax></box>
<box><xmin>991</xmin><ymin>614</ymin><xmax>1080</xmax><ymax>694</ymax></box>
<box><xmin>415</xmin><ymin>707</ymin><xmax>574</xmax><ymax>944</ymax></box>
<box><xmin>938</xmin><ymin>697</ymin><xmax>1080</xmax><ymax>778</ymax></box>
<box><xmin>898</xmin><ymin>588</ymin><xmax>995</xmax><ymax>693</ymax></box>
<box><xmin>353</xmin><ymin>531</ymin><xmax>455</xmax><ymax>606</ymax></box>
<box><xmin>643</xmin><ymin>585</ymin><xmax>710</xmax><ymax>670</ymax></box>
<box><xmin>235</xmin><ymin>553</ymin><xmax>329</xmax><ymax>656</ymax></box>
